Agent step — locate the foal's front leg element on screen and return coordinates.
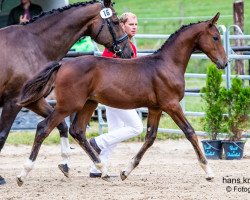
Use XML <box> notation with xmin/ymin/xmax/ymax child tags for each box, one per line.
<box><xmin>121</xmin><ymin>108</ymin><xmax>162</xmax><ymax>180</ymax></box>
<box><xmin>69</xmin><ymin>100</ymin><xmax>109</xmax><ymax>180</ymax></box>
<box><xmin>162</xmin><ymin>101</ymin><xmax>214</xmax><ymax>180</ymax></box>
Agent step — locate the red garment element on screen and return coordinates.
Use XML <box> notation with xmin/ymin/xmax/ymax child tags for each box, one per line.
<box><xmin>102</xmin><ymin>41</ymin><xmax>137</xmax><ymax>58</ymax></box>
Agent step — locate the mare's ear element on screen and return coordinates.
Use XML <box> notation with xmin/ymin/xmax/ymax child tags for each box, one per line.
<box><xmin>103</xmin><ymin>0</ymin><xmax>112</xmax><ymax>7</ymax></box>
<box><xmin>209</xmin><ymin>12</ymin><xmax>220</xmax><ymax>27</ymax></box>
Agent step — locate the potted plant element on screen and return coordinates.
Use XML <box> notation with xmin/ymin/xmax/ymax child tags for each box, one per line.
<box><xmin>201</xmin><ymin>65</ymin><xmax>226</xmax><ymax>159</ymax></box>
<box><xmin>220</xmin><ymin>77</ymin><xmax>250</xmax><ymax>160</ymax></box>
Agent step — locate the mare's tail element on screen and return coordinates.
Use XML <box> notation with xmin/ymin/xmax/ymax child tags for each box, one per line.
<box><xmin>18</xmin><ymin>61</ymin><xmax>62</xmax><ymax>106</ymax></box>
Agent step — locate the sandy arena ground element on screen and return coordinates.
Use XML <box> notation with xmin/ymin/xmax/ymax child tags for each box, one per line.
<box><xmin>0</xmin><ymin>139</ymin><xmax>250</xmax><ymax>200</ymax></box>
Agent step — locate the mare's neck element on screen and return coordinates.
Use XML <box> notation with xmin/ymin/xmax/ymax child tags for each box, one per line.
<box><xmin>25</xmin><ymin>3</ymin><xmax>100</xmax><ymax>60</ymax></box>
<box><xmin>156</xmin><ymin>24</ymin><xmax>202</xmax><ymax>73</ymax></box>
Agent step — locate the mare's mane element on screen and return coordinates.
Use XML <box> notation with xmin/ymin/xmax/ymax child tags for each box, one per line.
<box><xmin>23</xmin><ymin>0</ymin><xmax>99</xmax><ymax>25</ymax></box>
<box><xmin>154</xmin><ymin>20</ymin><xmax>208</xmax><ymax>54</ymax></box>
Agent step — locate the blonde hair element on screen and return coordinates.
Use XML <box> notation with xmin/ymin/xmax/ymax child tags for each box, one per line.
<box><xmin>119</xmin><ymin>12</ymin><xmax>137</xmax><ymax>24</ymax></box>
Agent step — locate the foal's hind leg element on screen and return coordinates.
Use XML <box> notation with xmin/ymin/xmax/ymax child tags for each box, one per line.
<box><xmin>26</xmin><ymin>98</ymin><xmax>70</xmax><ymax>177</ymax></box>
<box><xmin>69</xmin><ymin>100</ymin><xmax>109</xmax><ymax>180</ymax></box>
<box><xmin>17</xmin><ymin>110</ymin><xmax>68</xmax><ymax>186</ymax></box>
<box><xmin>121</xmin><ymin>108</ymin><xmax>162</xmax><ymax>180</ymax></box>
<box><xmin>162</xmin><ymin>101</ymin><xmax>214</xmax><ymax>181</ymax></box>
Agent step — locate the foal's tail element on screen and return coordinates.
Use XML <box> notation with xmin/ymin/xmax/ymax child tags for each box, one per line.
<box><xmin>18</xmin><ymin>61</ymin><xmax>62</xmax><ymax>106</ymax></box>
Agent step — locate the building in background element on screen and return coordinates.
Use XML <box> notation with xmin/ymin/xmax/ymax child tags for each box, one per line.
<box><xmin>0</xmin><ymin>0</ymin><xmax>69</xmax><ymax>28</ymax></box>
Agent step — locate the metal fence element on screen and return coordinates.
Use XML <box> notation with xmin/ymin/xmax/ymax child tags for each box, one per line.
<box><xmin>97</xmin><ymin>25</ymin><xmax>250</xmax><ymax>137</ymax></box>
<box><xmin>10</xmin><ymin>25</ymin><xmax>250</xmax><ymax>137</ymax></box>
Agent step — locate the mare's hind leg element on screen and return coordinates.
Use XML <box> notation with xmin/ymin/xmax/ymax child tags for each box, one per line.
<box><xmin>17</xmin><ymin>110</ymin><xmax>69</xmax><ymax>186</ymax></box>
<box><xmin>69</xmin><ymin>100</ymin><xmax>109</xmax><ymax>180</ymax></box>
<box><xmin>121</xmin><ymin>108</ymin><xmax>162</xmax><ymax>180</ymax></box>
<box><xmin>26</xmin><ymin>98</ymin><xmax>70</xmax><ymax>177</ymax></box>
<box><xmin>162</xmin><ymin>101</ymin><xmax>214</xmax><ymax>181</ymax></box>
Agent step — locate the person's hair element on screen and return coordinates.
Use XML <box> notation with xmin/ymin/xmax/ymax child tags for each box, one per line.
<box><xmin>119</xmin><ymin>12</ymin><xmax>137</xmax><ymax>24</ymax></box>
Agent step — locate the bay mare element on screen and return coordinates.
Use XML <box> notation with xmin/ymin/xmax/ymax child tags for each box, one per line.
<box><xmin>18</xmin><ymin>13</ymin><xmax>227</xmax><ymax>186</ymax></box>
<box><xmin>0</xmin><ymin>0</ymin><xmax>133</xmax><ymax>184</ymax></box>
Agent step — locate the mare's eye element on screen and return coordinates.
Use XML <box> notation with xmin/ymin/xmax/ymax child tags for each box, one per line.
<box><xmin>113</xmin><ymin>20</ymin><xmax>120</xmax><ymax>25</ymax></box>
<box><xmin>213</xmin><ymin>36</ymin><xmax>219</xmax><ymax>41</ymax></box>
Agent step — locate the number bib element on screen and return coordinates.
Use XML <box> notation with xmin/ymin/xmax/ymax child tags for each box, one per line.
<box><xmin>100</xmin><ymin>8</ymin><xmax>113</xmax><ymax>19</ymax></box>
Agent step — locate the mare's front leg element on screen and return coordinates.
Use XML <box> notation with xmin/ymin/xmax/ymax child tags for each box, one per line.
<box><xmin>0</xmin><ymin>100</ymin><xmax>21</xmax><ymax>185</ymax></box>
<box><xmin>26</xmin><ymin>98</ymin><xmax>70</xmax><ymax>177</ymax></box>
<box><xmin>16</xmin><ymin>110</ymin><xmax>68</xmax><ymax>186</ymax></box>
<box><xmin>162</xmin><ymin>101</ymin><xmax>214</xmax><ymax>181</ymax></box>
<box><xmin>0</xmin><ymin>100</ymin><xmax>22</xmax><ymax>151</ymax></box>
<box><xmin>121</xmin><ymin>108</ymin><xmax>162</xmax><ymax>180</ymax></box>
<box><xmin>69</xmin><ymin>100</ymin><xmax>109</xmax><ymax>180</ymax></box>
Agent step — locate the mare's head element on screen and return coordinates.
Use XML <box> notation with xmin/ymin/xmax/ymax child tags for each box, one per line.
<box><xmin>196</xmin><ymin>13</ymin><xmax>227</xmax><ymax>69</ymax></box>
<box><xmin>89</xmin><ymin>0</ymin><xmax>133</xmax><ymax>58</ymax></box>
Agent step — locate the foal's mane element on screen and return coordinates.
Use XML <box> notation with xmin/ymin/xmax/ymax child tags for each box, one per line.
<box><xmin>22</xmin><ymin>0</ymin><xmax>99</xmax><ymax>25</ymax></box>
<box><xmin>154</xmin><ymin>20</ymin><xmax>207</xmax><ymax>54</ymax></box>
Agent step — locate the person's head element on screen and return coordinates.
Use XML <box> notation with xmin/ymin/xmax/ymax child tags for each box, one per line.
<box><xmin>119</xmin><ymin>12</ymin><xmax>138</xmax><ymax>39</ymax></box>
<box><xmin>21</xmin><ymin>0</ymin><xmax>30</xmax><ymax>5</ymax></box>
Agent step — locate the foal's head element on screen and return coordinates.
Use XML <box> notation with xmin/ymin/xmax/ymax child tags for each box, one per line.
<box><xmin>89</xmin><ymin>0</ymin><xmax>133</xmax><ymax>58</ymax></box>
<box><xmin>196</xmin><ymin>13</ymin><xmax>227</xmax><ymax>69</ymax></box>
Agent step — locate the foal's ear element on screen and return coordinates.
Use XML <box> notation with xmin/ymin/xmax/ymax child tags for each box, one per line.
<box><xmin>103</xmin><ymin>0</ymin><xmax>112</xmax><ymax>7</ymax></box>
<box><xmin>209</xmin><ymin>12</ymin><xmax>220</xmax><ymax>27</ymax></box>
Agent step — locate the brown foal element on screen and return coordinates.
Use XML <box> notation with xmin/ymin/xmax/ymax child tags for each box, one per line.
<box><xmin>18</xmin><ymin>13</ymin><xmax>227</xmax><ymax>185</ymax></box>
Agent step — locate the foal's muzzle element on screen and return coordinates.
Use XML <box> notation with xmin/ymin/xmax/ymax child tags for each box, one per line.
<box><xmin>216</xmin><ymin>59</ymin><xmax>228</xmax><ymax>69</ymax></box>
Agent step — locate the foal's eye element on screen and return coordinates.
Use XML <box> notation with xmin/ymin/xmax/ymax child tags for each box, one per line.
<box><xmin>213</xmin><ymin>36</ymin><xmax>219</xmax><ymax>41</ymax></box>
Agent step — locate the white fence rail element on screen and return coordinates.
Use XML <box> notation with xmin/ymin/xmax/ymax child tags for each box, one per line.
<box><xmin>97</xmin><ymin>25</ymin><xmax>250</xmax><ymax>137</ymax></box>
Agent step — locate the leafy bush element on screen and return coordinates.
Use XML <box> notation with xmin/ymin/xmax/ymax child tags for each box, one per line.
<box><xmin>201</xmin><ymin>65</ymin><xmax>226</xmax><ymax>140</ymax></box>
<box><xmin>220</xmin><ymin>78</ymin><xmax>250</xmax><ymax>140</ymax></box>
<box><xmin>202</xmin><ymin>64</ymin><xmax>250</xmax><ymax>141</ymax></box>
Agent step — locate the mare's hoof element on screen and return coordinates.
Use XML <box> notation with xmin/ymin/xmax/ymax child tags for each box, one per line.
<box><xmin>0</xmin><ymin>176</ymin><xmax>6</xmax><ymax>185</ymax></box>
<box><xmin>58</xmin><ymin>164</ymin><xmax>69</xmax><ymax>178</ymax></box>
<box><xmin>16</xmin><ymin>177</ymin><xmax>23</xmax><ymax>187</ymax></box>
<box><xmin>101</xmin><ymin>175</ymin><xmax>112</xmax><ymax>182</ymax></box>
<box><xmin>120</xmin><ymin>171</ymin><xmax>127</xmax><ymax>181</ymax></box>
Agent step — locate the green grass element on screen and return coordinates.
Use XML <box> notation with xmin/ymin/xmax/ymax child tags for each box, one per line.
<box><xmin>70</xmin><ymin>0</ymin><xmax>250</xmax><ymax>47</ymax></box>
<box><xmin>7</xmin><ymin>129</ymin><xmax>99</xmax><ymax>146</ymax></box>
<box><xmin>6</xmin><ymin>113</ymin><xmax>249</xmax><ymax>145</ymax></box>
<box><xmin>6</xmin><ymin>115</ymin><xmax>201</xmax><ymax>145</ymax></box>
<box><xmin>70</xmin><ymin>0</ymin><xmax>250</xmax><ymax>74</ymax></box>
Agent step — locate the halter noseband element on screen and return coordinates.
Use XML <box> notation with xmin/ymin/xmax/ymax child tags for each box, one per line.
<box><xmin>94</xmin><ymin>4</ymin><xmax>129</xmax><ymax>57</ymax></box>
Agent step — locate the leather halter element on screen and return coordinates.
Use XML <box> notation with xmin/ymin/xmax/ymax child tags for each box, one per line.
<box><xmin>94</xmin><ymin>4</ymin><xmax>129</xmax><ymax>56</ymax></box>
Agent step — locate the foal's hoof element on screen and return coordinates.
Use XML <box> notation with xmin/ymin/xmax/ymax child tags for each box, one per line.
<box><xmin>58</xmin><ymin>164</ymin><xmax>69</xmax><ymax>178</ymax></box>
<box><xmin>206</xmin><ymin>176</ymin><xmax>214</xmax><ymax>182</ymax></box>
<box><xmin>16</xmin><ymin>177</ymin><xmax>23</xmax><ymax>187</ymax></box>
<box><xmin>101</xmin><ymin>175</ymin><xmax>112</xmax><ymax>182</ymax></box>
<box><xmin>120</xmin><ymin>171</ymin><xmax>128</xmax><ymax>181</ymax></box>
<box><xmin>206</xmin><ymin>172</ymin><xmax>215</xmax><ymax>182</ymax></box>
